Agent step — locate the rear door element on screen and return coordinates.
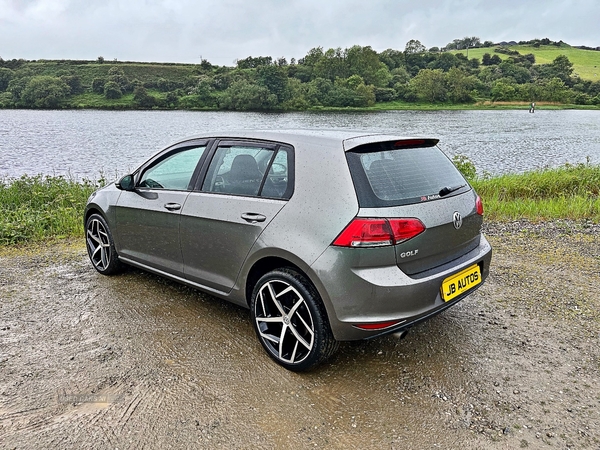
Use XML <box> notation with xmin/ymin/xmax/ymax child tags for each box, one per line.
<box><xmin>180</xmin><ymin>140</ymin><xmax>293</xmax><ymax>292</ymax></box>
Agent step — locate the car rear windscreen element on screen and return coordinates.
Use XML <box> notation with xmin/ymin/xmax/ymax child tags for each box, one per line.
<box><xmin>346</xmin><ymin>143</ymin><xmax>469</xmax><ymax>207</ymax></box>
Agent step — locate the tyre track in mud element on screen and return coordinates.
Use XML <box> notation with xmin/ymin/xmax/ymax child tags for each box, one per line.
<box><xmin>0</xmin><ymin>221</ymin><xmax>599</xmax><ymax>449</ymax></box>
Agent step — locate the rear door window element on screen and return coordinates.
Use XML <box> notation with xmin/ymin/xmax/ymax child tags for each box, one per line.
<box><xmin>347</xmin><ymin>144</ymin><xmax>469</xmax><ymax>207</ymax></box>
<box><xmin>201</xmin><ymin>143</ymin><xmax>293</xmax><ymax>199</ymax></box>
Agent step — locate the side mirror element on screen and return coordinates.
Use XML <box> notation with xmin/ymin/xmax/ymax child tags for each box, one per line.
<box><xmin>116</xmin><ymin>174</ymin><xmax>135</xmax><ymax>191</ymax></box>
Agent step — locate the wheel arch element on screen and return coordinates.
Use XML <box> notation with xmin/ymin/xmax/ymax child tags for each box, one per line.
<box><xmin>245</xmin><ymin>256</ymin><xmax>308</xmax><ymax>308</ymax></box>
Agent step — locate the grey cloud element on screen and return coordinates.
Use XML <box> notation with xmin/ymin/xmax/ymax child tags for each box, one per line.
<box><xmin>0</xmin><ymin>0</ymin><xmax>598</xmax><ymax>64</ymax></box>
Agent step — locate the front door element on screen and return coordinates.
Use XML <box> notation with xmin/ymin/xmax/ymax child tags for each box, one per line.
<box><xmin>115</xmin><ymin>143</ymin><xmax>208</xmax><ymax>276</ymax></box>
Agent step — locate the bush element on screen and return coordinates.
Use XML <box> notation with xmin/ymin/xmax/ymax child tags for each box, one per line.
<box><xmin>374</xmin><ymin>87</ymin><xmax>397</xmax><ymax>102</ymax></box>
<box><xmin>103</xmin><ymin>81</ymin><xmax>122</xmax><ymax>99</ymax></box>
<box><xmin>452</xmin><ymin>154</ymin><xmax>477</xmax><ymax>181</ymax></box>
<box><xmin>91</xmin><ymin>77</ymin><xmax>106</xmax><ymax>94</ymax></box>
<box><xmin>133</xmin><ymin>86</ymin><xmax>157</xmax><ymax>108</ymax></box>
<box><xmin>20</xmin><ymin>76</ymin><xmax>70</xmax><ymax>108</ymax></box>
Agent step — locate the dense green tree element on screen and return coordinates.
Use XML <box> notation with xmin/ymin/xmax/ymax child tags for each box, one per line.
<box><xmin>588</xmin><ymin>81</ymin><xmax>600</xmax><ymax>97</ymax></box>
<box><xmin>404</xmin><ymin>40</ymin><xmax>426</xmax><ymax>54</ymax></box>
<box><xmin>20</xmin><ymin>76</ymin><xmax>70</xmax><ymax>108</ymax></box>
<box><xmin>103</xmin><ymin>81</ymin><xmax>123</xmax><ymax>100</ymax></box>
<box><xmin>221</xmin><ymin>79</ymin><xmax>277</xmax><ymax>110</ymax></box>
<box><xmin>491</xmin><ymin>80</ymin><xmax>516</xmax><ymax>101</ymax></box>
<box><xmin>199</xmin><ymin>59</ymin><xmax>213</xmax><ymax>71</ymax></box>
<box><xmin>108</xmin><ymin>66</ymin><xmax>129</xmax><ymax>92</ymax></box>
<box><xmin>300</xmin><ymin>47</ymin><xmax>324</xmax><ymax>67</ymax></box>
<box><xmin>409</xmin><ymin>69</ymin><xmax>446</xmax><ymax>102</ymax></box>
<box><xmin>373</xmin><ymin>87</ymin><xmax>397</xmax><ymax>102</ymax></box>
<box><xmin>539</xmin><ymin>77</ymin><xmax>571</xmax><ymax>102</ymax></box>
<box><xmin>391</xmin><ymin>67</ymin><xmax>411</xmax><ymax>99</ymax></box>
<box><xmin>429</xmin><ymin>52</ymin><xmax>460</xmax><ymax>71</ymax></box>
<box><xmin>7</xmin><ymin>76</ymin><xmax>31</xmax><ymax>103</ymax></box>
<box><xmin>0</xmin><ymin>68</ymin><xmax>14</xmax><ymax>92</ymax></box>
<box><xmin>165</xmin><ymin>91</ymin><xmax>179</xmax><ymax>107</ymax></box>
<box><xmin>346</xmin><ymin>45</ymin><xmax>387</xmax><ymax>86</ymax></box>
<box><xmin>61</xmin><ymin>74</ymin><xmax>84</xmax><ymax>95</ymax></box>
<box><xmin>303</xmin><ymin>77</ymin><xmax>333</xmax><ymax>105</ymax></box>
<box><xmin>379</xmin><ymin>49</ymin><xmax>405</xmax><ymax>70</ymax></box>
<box><xmin>515</xmin><ymin>83</ymin><xmax>539</xmax><ymax>101</ymax></box>
<box><xmin>190</xmin><ymin>76</ymin><xmax>216</xmax><ymax>106</ymax></box>
<box><xmin>103</xmin><ymin>81</ymin><xmax>122</xmax><ymax>99</ymax></box>
<box><xmin>282</xmin><ymin>78</ymin><xmax>311</xmax><ymax>109</ymax></box>
<box><xmin>446</xmin><ymin>68</ymin><xmax>476</xmax><ymax>103</ymax></box>
<box><xmin>133</xmin><ymin>86</ymin><xmax>156</xmax><ymax>108</ymax></box>
<box><xmin>257</xmin><ymin>64</ymin><xmax>289</xmax><ymax>102</ymax></box>
<box><xmin>290</xmin><ymin>63</ymin><xmax>313</xmax><ymax>82</ymax></box>
<box><xmin>314</xmin><ymin>48</ymin><xmax>348</xmax><ymax>81</ymax></box>
<box><xmin>236</xmin><ymin>56</ymin><xmax>273</xmax><ymax>69</ymax></box>
<box><xmin>482</xmin><ymin>53</ymin><xmax>502</xmax><ymax>65</ymax></box>
<box><xmin>498</xmin><ymin>59</ymin><xmax>531</xmax><ymax>84</ymax></box>
<box><xmin>550</xmin><ymin>55</ymin><xmax>574</xmax><ymax>83</ymax></box>
<box><xmin>91</xmin><ymin>77</ymin><xmax>106</xmax><ymax>94</ymax></box>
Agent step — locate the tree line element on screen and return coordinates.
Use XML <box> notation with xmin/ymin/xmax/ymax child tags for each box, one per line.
<box><xmin>1</xmin><ymin>38</ymin><xmax>600</xmax><ymax>110</ymax></box>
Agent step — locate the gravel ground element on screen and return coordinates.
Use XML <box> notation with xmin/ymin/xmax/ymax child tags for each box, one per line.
<box><xmin>0</xmin><ymin>220</ymin><xmax>599</xmax><ymax>449</ymax></box>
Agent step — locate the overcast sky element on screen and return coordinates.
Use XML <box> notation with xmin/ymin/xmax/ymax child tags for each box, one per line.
<box><xmin>1</xmin><ymin>0</ymin><xmax>598</xmax><ymax>66</ymax></box>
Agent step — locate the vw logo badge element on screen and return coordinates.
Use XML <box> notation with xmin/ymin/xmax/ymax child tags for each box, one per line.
<box><xmin>452</xmin><ymin>211</ymin><xmax>463</xmax><ymax>229</ymax></box>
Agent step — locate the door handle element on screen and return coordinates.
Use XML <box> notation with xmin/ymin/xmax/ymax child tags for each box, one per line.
<box><xmin>164</xmin><ymin>203</ymin><xmax>181</xmax><ymax>211</ymax></box>
<box><xmin>241</xmin><ymin>213</ymin><xmax>266</xmax><ymax>223</ymax></box>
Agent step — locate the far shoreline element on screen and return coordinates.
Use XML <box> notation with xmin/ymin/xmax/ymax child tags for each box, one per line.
<box><xmin>1</xmin><ymin>101</ymin><xmax>599</xmax><ymax>112</ymax></box>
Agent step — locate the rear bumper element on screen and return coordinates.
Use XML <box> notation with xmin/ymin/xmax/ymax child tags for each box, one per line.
<box><xmin>310</xmin><ymin>235</ymin><xmax>492</xmax><ymax>341</ymax></box>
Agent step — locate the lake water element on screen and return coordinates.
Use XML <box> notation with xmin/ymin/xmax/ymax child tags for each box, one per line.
<box><xmin>1</xmin><ymin>109</ymin><xmax>599</xmax><ymax>180</ymax></box>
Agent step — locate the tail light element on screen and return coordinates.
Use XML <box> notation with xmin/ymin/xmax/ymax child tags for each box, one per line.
<box><xmin>333</xmin><ymin>218</ymin><xmax>425</xmax><ymax>248</ymax></box>
<box><xmin>476</xmin><ymin>195</ymin><xmax>484</xmax><ymax>215</ymax></box>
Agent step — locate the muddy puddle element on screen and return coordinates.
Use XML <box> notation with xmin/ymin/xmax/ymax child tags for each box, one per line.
<box><xmin>1</xmin><ymin>222</ymin><xmax>599</xmax><ymax>449</ymax></box>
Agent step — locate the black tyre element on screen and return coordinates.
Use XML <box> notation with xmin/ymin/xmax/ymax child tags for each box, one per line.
<box><xmin>85</xmin><ymin>213</ymin><xmax>124</xmax><ymax>275</ymax></box>
<box><xmin>251</xmin><ymin>268</ymin><xmax>338</xmax><ymax>371</ymax></box>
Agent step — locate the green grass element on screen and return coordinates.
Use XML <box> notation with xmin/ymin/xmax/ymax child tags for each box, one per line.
<box><xmin>0</xmin><ymin>175</ymin><xmax>101</xmax><ymax>245</ymax></box>
<box><xmin>472</xmin><ymin>163</ymin><xmax>600</xmax><ymax>222</ymax></box>
<box><xmin>23</xmin><ymin>61</ymin><xmax>197</xmax><ymax>87</ymax></box>
<box><xmin>69</xmin><ymin>92</ymin><xmax>136</xmax><ymax>108</ymax></box>
<box><xmin>454</xmin><ymin>44</ymin><xmax>600</xmax><ymax>81</ymax></box>
<box><xmin>1</xmin><ymin>165</ymin><xmax>598</xmax><ymax>246</ymax></box>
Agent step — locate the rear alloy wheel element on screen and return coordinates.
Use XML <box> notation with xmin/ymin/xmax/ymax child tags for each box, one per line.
<box><xmin>85</xmin><ymin>213</ymin><xmax>123</xmax><ymax>275</ymax></box>
<box><xmin>251</xmin><ymin>268</ymin><xmax>338</xmax><ymax>371</ymax></box>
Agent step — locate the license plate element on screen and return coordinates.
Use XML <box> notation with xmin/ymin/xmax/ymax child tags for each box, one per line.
<box><xmin>441</xmin><ymin>264</ymin><xmax>481</xmax><ymax>302</ymax></box>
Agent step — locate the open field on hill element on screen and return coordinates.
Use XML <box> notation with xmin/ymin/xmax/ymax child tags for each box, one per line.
<box><xmin>455</xmin><ymin>44</ymin><xmax>600</xmax><ymax>81</ymax></box>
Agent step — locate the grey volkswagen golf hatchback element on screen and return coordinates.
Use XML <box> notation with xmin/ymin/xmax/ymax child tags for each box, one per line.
<box><xmin>84</xmin><ymin>130</ymin><xmax>492</xmax><ymax>371</ymax></box>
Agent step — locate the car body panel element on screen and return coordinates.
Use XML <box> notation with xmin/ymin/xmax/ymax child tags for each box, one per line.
<box><xmin>180</xmin><ymin>192</ymin><xmax>286</xmax><ymax>292</ymax></box>
<box><xmin>115</xmin><ymin>189</ymin><xmax>189</xmax><ymax>277</ymax></box>
<box><xmin>310</xmin><ymin>234</ymin><xmax>492</xmax><ymax>340</ymax></box>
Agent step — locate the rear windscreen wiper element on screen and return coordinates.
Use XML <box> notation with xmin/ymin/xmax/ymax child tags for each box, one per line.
<box><xmin>439</xmin><ymin>184</ymin><xmax>466</xmax><ymax>197</ymax></box>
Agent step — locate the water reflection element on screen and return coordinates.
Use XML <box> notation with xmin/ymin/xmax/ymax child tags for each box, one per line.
<box><xmin>1</xmin><ymin>109</ymin><xmax>599</xmax><ymax>179</ymax></box>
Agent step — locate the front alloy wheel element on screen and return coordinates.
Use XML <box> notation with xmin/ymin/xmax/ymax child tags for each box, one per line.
<box><xmin>251</xmin><ymin>268</ymin><xmax>338</xmax><ymax>371</ymax></box>
<box><xmin>85</xmin><ymin>213</ymin><xmax>123</xmax><ymax>275</ymax></box>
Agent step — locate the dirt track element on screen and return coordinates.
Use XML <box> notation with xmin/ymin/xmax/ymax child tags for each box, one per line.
<box><xmin>1</xmin><ymin>221</ymin><xmax>599</xmax><ymax>449</ymax></box>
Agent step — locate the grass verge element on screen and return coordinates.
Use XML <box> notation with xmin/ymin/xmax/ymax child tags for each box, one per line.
<box><xmin>471</xmin><ymin>163</ymin><xmax>600</xmax><ymax>222</ymax></box>
<box><xmin>0</xmin><ymin>175</ymin><xmax>101</xmax><ymax>246</ymax></box>
<box><xmin>0</xmin><ymin>164</ymin><xmax>598</xmax><ymax>247</ymax></box>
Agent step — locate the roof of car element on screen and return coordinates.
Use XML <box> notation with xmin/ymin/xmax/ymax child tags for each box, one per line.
<box><xmin>180</xmin><ymin>129</ymin><xmax>438</xmax><ymax>151</ymax></box>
